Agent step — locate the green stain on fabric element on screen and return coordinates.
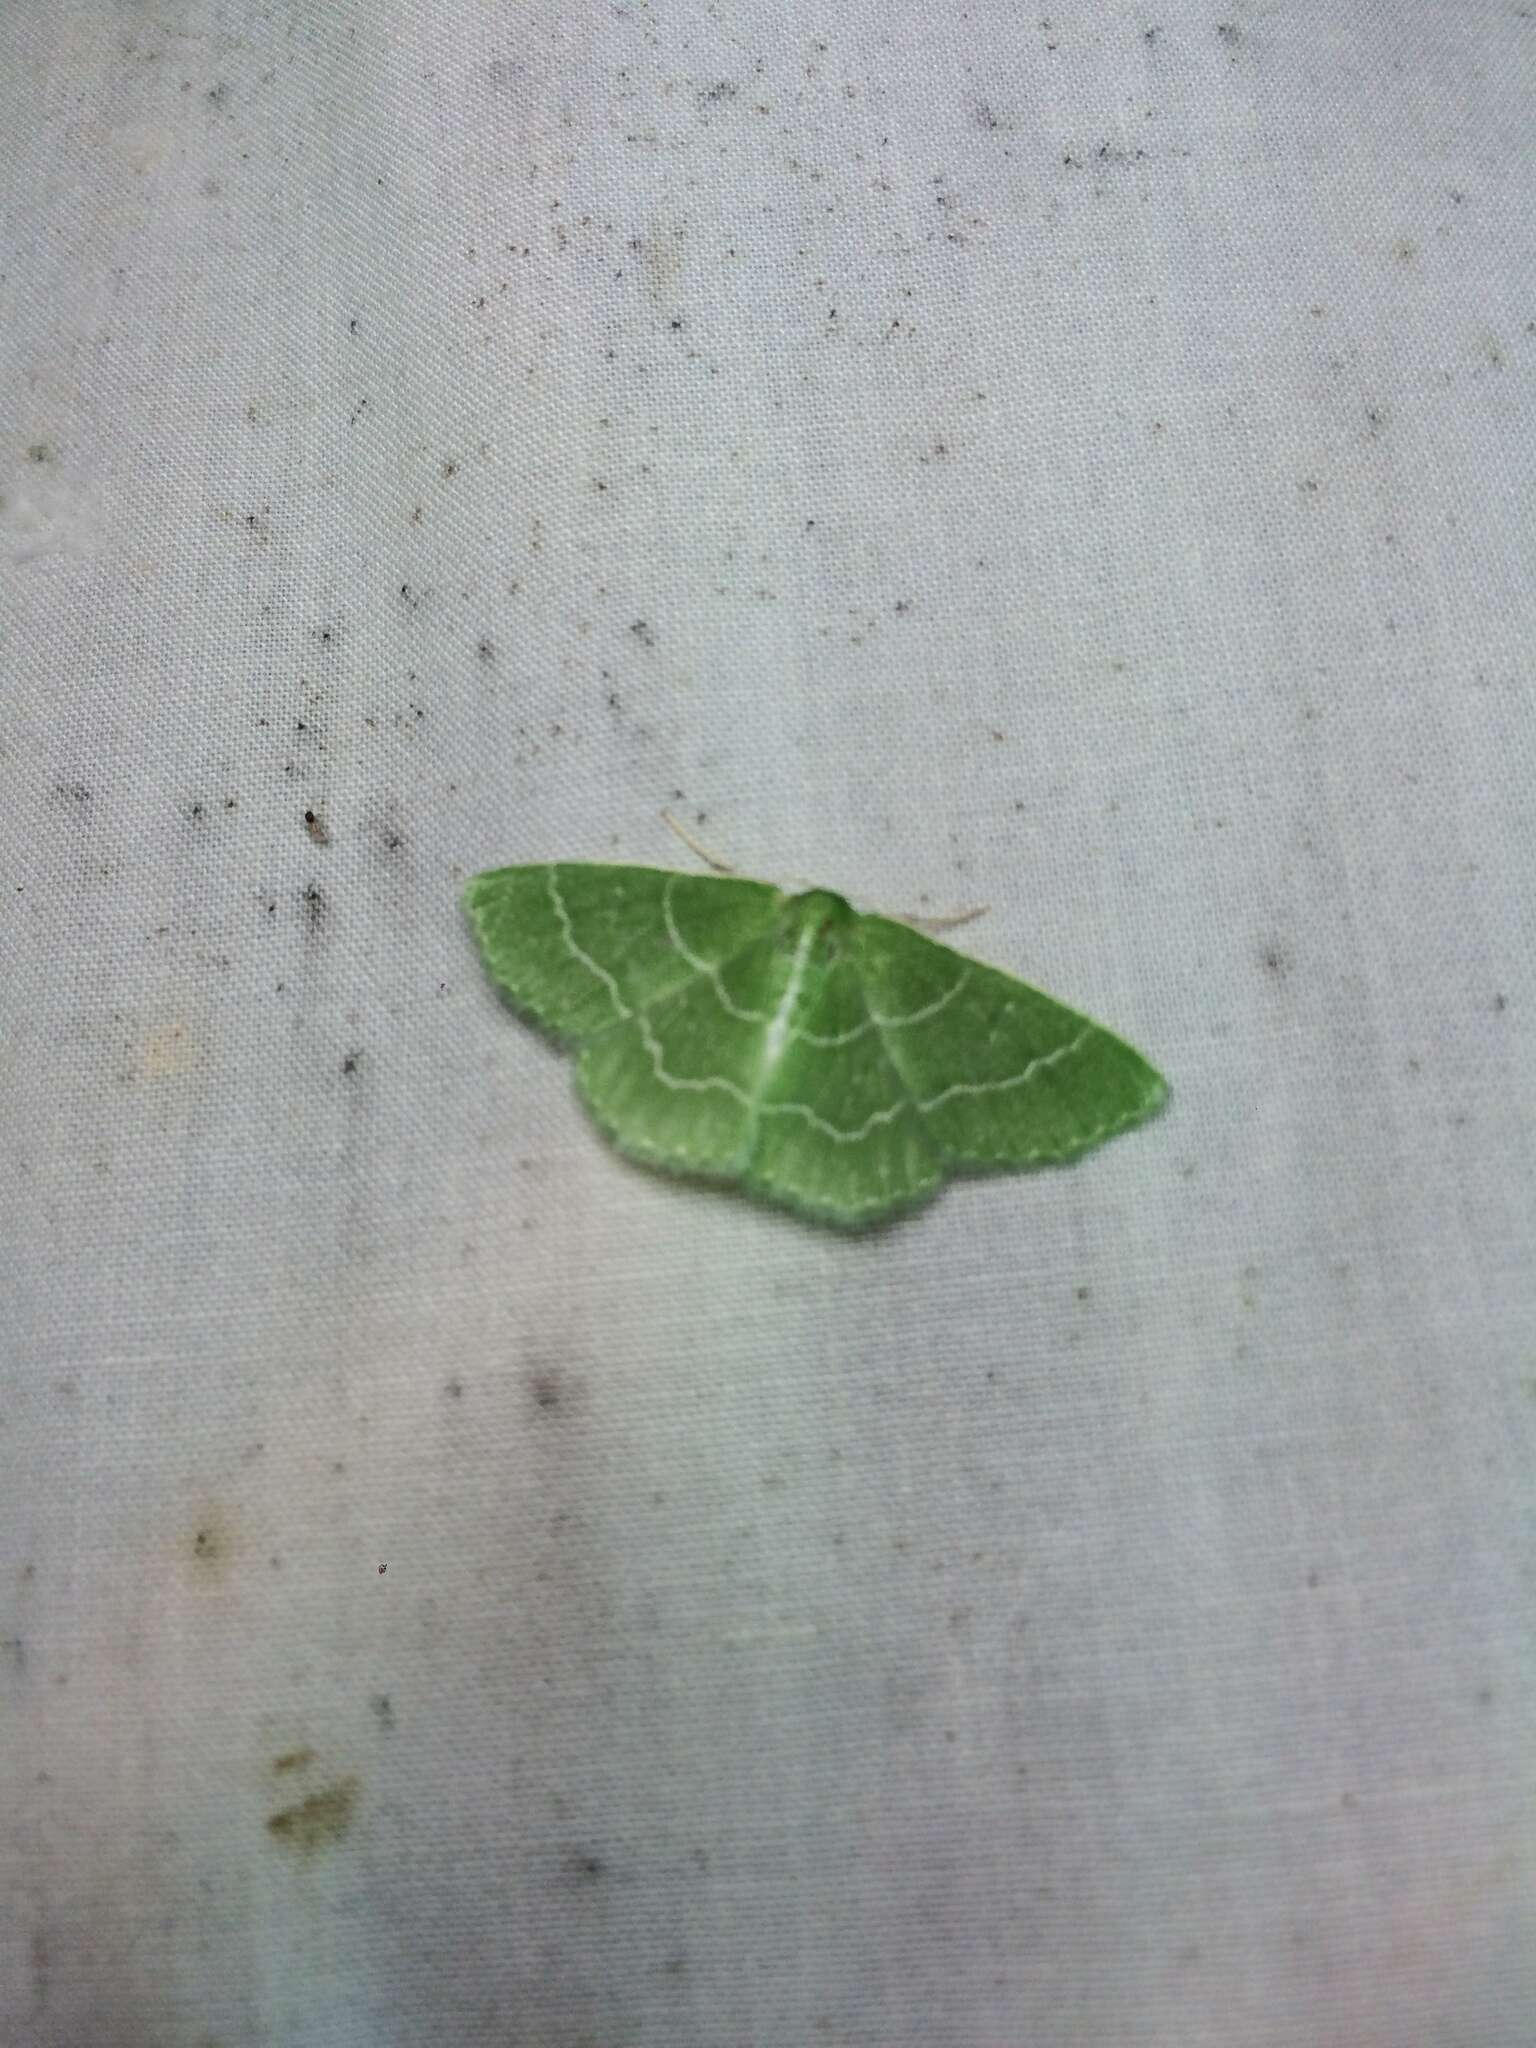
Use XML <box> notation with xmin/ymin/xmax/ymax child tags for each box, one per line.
<box><xmin>463</xmin><ymin>863</ymin><xmax>1167</xmax><ymax>1228</ymax></box>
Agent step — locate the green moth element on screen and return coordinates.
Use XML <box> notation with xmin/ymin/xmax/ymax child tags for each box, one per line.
<box><xmin>463</xmin><ymin>863</ymin><xmax>1167</xmax><ymax>1228</ymax></box>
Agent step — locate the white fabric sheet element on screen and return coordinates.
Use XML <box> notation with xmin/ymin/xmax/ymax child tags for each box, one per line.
<box><xmin>2</xmin><ymin>4</ymin><xmax>1533</xmax><ymax>2043</ymax></box>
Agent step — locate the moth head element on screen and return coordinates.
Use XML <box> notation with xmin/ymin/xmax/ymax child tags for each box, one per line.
<box><xmin>782</xmin><ymin>887</ymin><xmax>855</xmax><ymax>962</ymax></box>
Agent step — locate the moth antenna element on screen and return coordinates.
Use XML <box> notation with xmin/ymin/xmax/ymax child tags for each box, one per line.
<box><xmin>661</xmin><ymin>808</ymin><xmax>736</xmax><ymax>874</ymax></box>
<box><xmin>892</xmin><ymin>904</ymin><xmax>989</xmax><ymax>933</ymax></box>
